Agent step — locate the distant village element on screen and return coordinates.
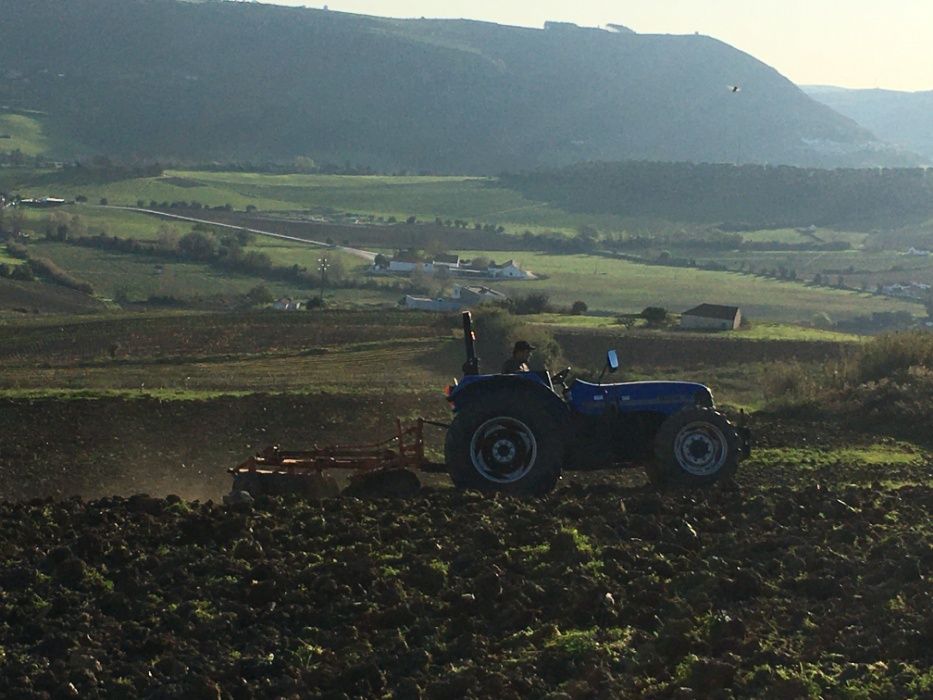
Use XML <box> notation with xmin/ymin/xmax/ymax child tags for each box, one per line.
<box><xmin>368</xmin><ymin>250</ymin><xmax>534</xmax><ymax>312</ymax></box>
<box><xmin>370</xmin><ymin>250</ymin><xmax>535</xmax><ymax>280</ymax></box>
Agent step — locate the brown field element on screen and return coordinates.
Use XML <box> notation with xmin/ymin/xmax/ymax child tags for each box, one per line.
<box><xmin>0</xmin><ymin>278</ymin><xmax>107</xmax><ymax>314</ymax></box>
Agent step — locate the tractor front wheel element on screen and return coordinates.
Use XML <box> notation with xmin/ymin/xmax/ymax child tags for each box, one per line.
<box><xmin>648</xmin><ymin>407</ymin><xmax>740</xmax><ymax>489</ymax></box>
<box><xmin>445</xmin><ymin>392</ymin><xmax>564</xmax><ymax>496</ymax></box>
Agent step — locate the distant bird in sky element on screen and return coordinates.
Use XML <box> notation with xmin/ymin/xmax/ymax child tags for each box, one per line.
<box><xmin>728</xmin><ymin>85</ymin><xmax>741</xmax><ymax>93</ymax></box>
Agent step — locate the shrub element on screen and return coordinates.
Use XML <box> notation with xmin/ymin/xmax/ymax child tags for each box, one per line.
<box><xmin>851</xmin><ymin>331</ymin><xmax>933</xmax><ymax>384</ymax></box>
<box><xmin>10</xmin><ymin>264</ymin><xmax>36</xmax><ymax>282</ymax></box>
<box><xmin>6</xmin><ymin>242</ymin><xmax>28</xmax><ymax>260</ymax></box>
<box><xmin>570</xmin><ymin>300</ymin><xmax>588</xmax><ymax>315</ymax></box>
<box><xmin>641</xmin><ymin>306</ymin><xmax>668</xmax><ymax>324</ymax></box>
<box><xmin>246</xmin><ymin>285</ymin><xmax>274</xmax><ymax>306</ymax></box>
<box><xmin>511</xmin><ymin>292</ymin><xmax>552</xmax><ymax>315</ymax></box>
<box><xmin>761</xmin><ymin>362</ymin><xmax>818</xmax><ymax>404</ymax></box>
<box><xmin>178</xmin><ymin>231</ymin><xmax>219</xmax><ymax>260</ymax></box>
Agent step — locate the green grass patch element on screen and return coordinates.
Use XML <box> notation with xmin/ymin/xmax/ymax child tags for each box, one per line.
<box><xmin>11</xmin><ymin>168</ymin><xmax>688</xmax><ymax>236</ymax></box>
<box><xmin>0</xmin><ymin>244</ymin><xmax>25</xmax><ymax>266</ymax></box>
<box><xmin>26</xmin><ymin>240</ymin><xmax>311</xmax><ymax>301</ymax></box>
<box><xmin>0</xmin><ymin>113</ymin><xmax>49</xmax><ymax>156</ymax></box>
<box><xmin>749</xmin><ymin>443</ymin><xmax>927</xmax><ymax>469</ymax></box>
<box><xmin>544</xmin><ymin>626</ymin><xmax>634</xmax><ymax>657</ymax></box>
<box><xmin>530</xmin><ymin>315</ymin><xmax>862</xmax><ymax>342</ymax></box>
<box><xmin>459</xmin><ymin>251</ymin><xmax>922</xmax><ymax>323</ymax></box>
<box><xmin>731</xmin><ymin>323</ymin><xmax>862</xmax><ymax>342</ymax></box>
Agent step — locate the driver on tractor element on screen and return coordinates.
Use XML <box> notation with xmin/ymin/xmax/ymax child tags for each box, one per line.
<box><xmin>502</xmin><ymin>340</ymin><xmax>535</xmax><ymax>374</ymax></box>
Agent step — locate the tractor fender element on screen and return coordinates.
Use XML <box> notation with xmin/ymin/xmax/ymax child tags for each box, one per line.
<box><xmin>448</xmin><ymin>374</ymin><xmax>569</xmax><ymax>423</ymax></box>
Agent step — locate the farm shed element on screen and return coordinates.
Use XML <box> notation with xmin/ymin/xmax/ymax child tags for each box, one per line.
<box><xmin>451</xmin><ymin>285</ymin><xmax>508</xmax><ymax>305</ymax></box>
<box><xmin>402</xmin><ymin>295</ymin><xmax>463</xmax><ymax>312</ymax></box>
<box><xmin>680</xmin><ymin>304</ymin><xmax>742</xmax><ymax>330</ymax></box>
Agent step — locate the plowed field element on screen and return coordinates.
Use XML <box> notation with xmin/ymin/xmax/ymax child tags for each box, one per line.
<box><xmin>1</xmin><ymin>400</ymin><xmax>930</xmax><ymax>699</ymax></box>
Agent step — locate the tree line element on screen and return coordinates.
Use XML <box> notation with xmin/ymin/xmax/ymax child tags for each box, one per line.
<box><xmin>500</xmin><ymin>162</ymin><xmax>933</xmax><ymax>230</ymax></box>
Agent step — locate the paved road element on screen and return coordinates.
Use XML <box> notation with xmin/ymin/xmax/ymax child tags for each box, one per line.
<box><xmin>97</xmin><ymin>206</ymin><xmax>378</xmax><ymax>262</ymax></box>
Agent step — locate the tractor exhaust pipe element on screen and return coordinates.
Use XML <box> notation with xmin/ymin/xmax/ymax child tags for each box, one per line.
<box><xmin>461</xmin><ymin>311</ymin><xmax>479</xmax><ymax>375</ymax></box>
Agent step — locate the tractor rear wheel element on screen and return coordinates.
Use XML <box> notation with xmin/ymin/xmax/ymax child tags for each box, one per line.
<box><xmin>648</xmin><ymin>407</ymin><xmax>739</xmax><ymax>489</ymax></box>
<box><xmin>445</xmin><ymin>392</ymin><xmax>564</xmax><ymax>496</ymax></box>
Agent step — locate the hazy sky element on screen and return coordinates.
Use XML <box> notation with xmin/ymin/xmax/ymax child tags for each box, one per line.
<box><xmin>263</xmin><ymin>0</ymin><xmax>933</xmax><ymax>91</ymax></box>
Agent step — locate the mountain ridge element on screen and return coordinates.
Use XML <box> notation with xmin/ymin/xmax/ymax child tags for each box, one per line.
<box><xmin>0</xmin><ymin>0</ymin><xmax>919</xmax><ymax>171</ymax></box>
<box><xmin>804</xmin><ymin>85</ymin><xmax>933</xmax><ymax>164</ymax></box>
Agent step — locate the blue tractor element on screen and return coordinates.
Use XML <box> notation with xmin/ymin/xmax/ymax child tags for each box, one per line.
<box><xmin>445</xmin><ymin>312</ymin><xmax>750</xmax><ymax>495</ymax></box>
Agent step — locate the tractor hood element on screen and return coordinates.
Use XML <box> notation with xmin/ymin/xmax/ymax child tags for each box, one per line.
<box><xmin>568</xmin><ymin>379</ymin><xmax>712</xmax><ymax>416</ymax></box>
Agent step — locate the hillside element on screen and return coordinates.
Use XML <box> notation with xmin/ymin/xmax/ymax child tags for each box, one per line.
<box><xmin>0</xmin><ymin>0</ymin><xmax>917</xmax><ymax>171</ymax></box>
<box><xmin>804</xmin><ymin>85</ymin><xmax>933</xmax><ymax>164</ymax></box>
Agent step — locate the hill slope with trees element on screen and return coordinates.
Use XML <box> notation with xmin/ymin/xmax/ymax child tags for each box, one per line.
<box><xmin>500</xmin><ymin>161</ymin><xmax>933</xmax><ymax>229</ymax></box>
<box><xmin>804</xmin><ymin>86</ymin><xmax>933</xmax><ymax>164</ymax></box>
<box><xmin>0</xmin><ymin>0</ymin><xmax>917</xmax><ymax>172</ymax></box>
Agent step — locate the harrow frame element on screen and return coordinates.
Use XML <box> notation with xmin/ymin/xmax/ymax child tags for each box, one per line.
<box><xmin>229</xmin><ymin>418</ymin><xmax>428</xmax><ymax>484</ymax></box>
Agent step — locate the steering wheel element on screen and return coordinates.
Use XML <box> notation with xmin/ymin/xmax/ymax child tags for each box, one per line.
<box><xmin>552</xmin><ymin>366</ymin><xmax>573</xmax><ymax>392</ymax></box>
<box><xmin>552</xmin><ymin>366</ymin><xmax>572</xmax><ymax>383</ymax></box>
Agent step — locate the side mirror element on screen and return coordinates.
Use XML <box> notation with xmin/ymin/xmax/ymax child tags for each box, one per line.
<box><xmin>607</xmin><ymin>350</ymin><xmax>620</xmax><ymax>373</ymax></box>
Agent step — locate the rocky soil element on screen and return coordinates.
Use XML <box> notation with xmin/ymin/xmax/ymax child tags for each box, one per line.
<box><xmin>1</xmin><ymin>434</ymin><xmax>931</xmax><ymax>699</ymax></box>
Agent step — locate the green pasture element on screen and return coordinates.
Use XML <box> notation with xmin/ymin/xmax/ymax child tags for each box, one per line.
<box><xmin>14</xmin><ymin>209</ymin><xmax>394</xmax><ymax>304</ymax></box>
<box><xmin>0</xmin><ymin>113</ymin><xmax>49</xmax><ymax>156</ymax></box>
<box><xmin>460</xmin><ymin>251</ymin><xmax>923</xmax><ymax>323</ymax></box>
<box><xmin>249</xmin><ymin>237</ymin><xmax>370</xmax><ymax>274</ymax></box>
<box><xmin>174</xmin><ymin>171</ymin><xmax>614</xmax><ymax>232</ymax></box>
<box><xmin>10</xmin><ymin>169</ymin><xmax>652</xmax><ymax>235</ymax></box>
<box><xmin>738</xmin><ymin>228</ymin><xmax>867</xmax><ymax>246</ymax></box>
<box><xmin>530</xmin><ymin>314</ymin><xmax>863</xmax><ymax>342</ymax></box>
<box><xmin>685</xmin><ymin>248</ymin><xmax>933</xmax><ymax>284</ymax></box>
<box><xmin>27</xmin><ymin>241</ymin><xmax>309</xmax><ymax>301</ymax></box>
<box><xmin>19</xmin><ymin>205</ymin><xmax>168</xmax><ymax>240</ymax></box>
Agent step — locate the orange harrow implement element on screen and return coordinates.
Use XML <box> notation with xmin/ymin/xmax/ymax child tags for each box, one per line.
<box><xmin>229</xmin><ymin>419</ymin><xmax>444</xmax><ymax>499</ymax></box>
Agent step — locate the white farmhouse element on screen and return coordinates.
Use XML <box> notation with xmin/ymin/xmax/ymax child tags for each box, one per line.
<box><xmin>488</xmin><ymin>260</ymin><xmax>529</xmax><ymax>279</ymax></box>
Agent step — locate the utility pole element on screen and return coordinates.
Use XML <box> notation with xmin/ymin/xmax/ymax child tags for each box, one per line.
<box><xmin>318</xmin><ymin>256</ymin><xmax>329</xmax><ymax>302</ymax></box>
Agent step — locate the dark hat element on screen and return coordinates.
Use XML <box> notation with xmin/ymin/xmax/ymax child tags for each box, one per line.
<box><xmin>513</xmin><ymin>340</ymin><xmax>536</xmax><ymax>352</ymax></box>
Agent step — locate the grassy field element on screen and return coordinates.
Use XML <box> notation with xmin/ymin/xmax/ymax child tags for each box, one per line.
<box><xmin>529</xmin><ymin>314</ymin><xmax>863</xmax><ymax>341</ymax></box>
<box><xmin>4</xmin><ymin>169</ymin><xmax>929</xmax><ymax>325</ymax></box>
<box><xmin>460</xmin><ymin>251</ymin><xmax>922</xmax><ymax>322</ymax></box>
<box><xmin>11</xmin><ymin>211</ymin><xmax>395</xmax><ymax>306</ymax></box>
<box><xmin>10</xmin><ymin>170</ymin><xmax>678</xmax><ymax>236</ymax></box>
<box><xmin>20</xmin><ymin>206</ymin><xmax>170</xmax><ymax>240</ymax></box>
<box><xmin>0</xmin><ymin>113</ymin><xmax>49</xmax><ymax>156</ymax></box>
<box><xmin>681</xmin><ymin>247</ymin><xmax>933</xmax><ymax>287</ymax></box>
<box><xmin>26</xmin><ymin>241</ymin><xmax>310</xmax><ymax>302</ymax></box>
<box><xmin>738</xmin><ymin>228</ymin><xmax>867</xmax><ymax>246</ymax></box>
<box><xmin>8</xmin><ymin>205</ymin><xmax>926</xmax><ymax>322</ymax></box>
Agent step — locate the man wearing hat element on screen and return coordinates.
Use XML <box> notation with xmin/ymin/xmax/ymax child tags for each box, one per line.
<box><xmin>502</xmin><ymin>340</ymin><xmax>535</xmax><ymax>374</ymax></box>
